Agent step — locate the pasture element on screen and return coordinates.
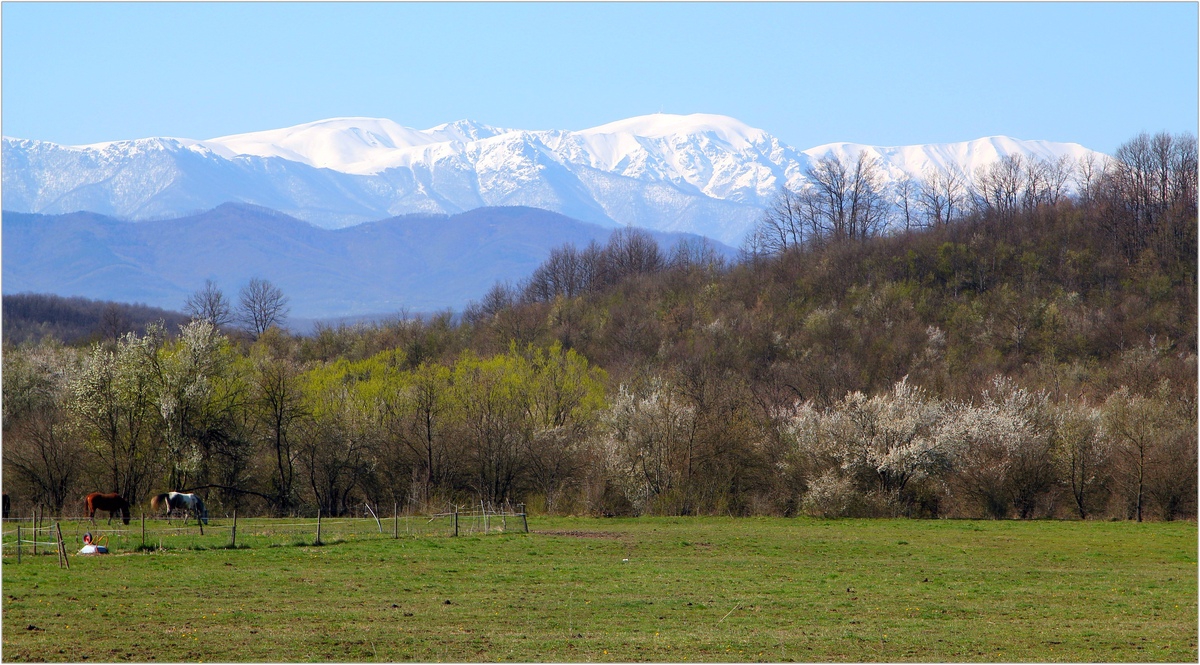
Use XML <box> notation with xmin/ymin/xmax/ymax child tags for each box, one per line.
<box><xmin>2</xmin><ymin>516</ymin><xmax>1196</xmax><ymax>662</ymax></box>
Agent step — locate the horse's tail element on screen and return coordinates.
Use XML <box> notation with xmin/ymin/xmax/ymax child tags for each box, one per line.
<box><xmin>84</xmin><ymin>493</ymin><xmax>97</xmax><ymax>522</ymax></box>
<box><xmin>150</xmin><ymin>493</ymin><xmax>167</xmax><ymax>513</ymax></box>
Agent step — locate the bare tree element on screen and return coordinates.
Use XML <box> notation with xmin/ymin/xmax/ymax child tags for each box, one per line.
<box><xmin>757</xmin><ymin>186</ymin><xmax>808</xmax><ymax>253</ymax></box>
<box><xmin>1099</xmin><ymin>131</ymin><xmax>1199</xmax><ymax>261</ymax></box>
<box><xmin>391</xmin><ymin>362</ymin><xmax>455</xmax><ymax>506</ymax></box>
<box><xmin>604</xmin><ymin>227</ymin><xmax>664</xmax><ymax>283</ymax></box>
<box><xmin>802</xmin><ymin>152</ymin><xmax>890</xmax><ymax>243</ymax></box>
<box><xmin>577</xmin><ymin>240</ymin><xmax>605</xmax><ymax>292</ymax></box>
<box><xmin>668</xmin><ymin>236</ymin><xmax>725</xmax><ymax>274</ymax></box>
<box><xmin>973</xmin><ymin>155</ymin><xmax>1026</xmax><ymax>218</ymax></box>
<box><xmin>525</xmin><ymin>244</ymin><xmax>590</xmax><ymax>302</ymax></box>
<box><xmin>1073</xmin><ymin>152</ymin><xmax>1106</xmax><ymax>206</ymax></box>
<box><xmin>237</xmin><ymin>278</ymin><xmax>290</xmax><ymax>337</ymax></box>
<box><xmin>942</xmin><ymin>170</ymin><xmax>967</xmax><ymax>225</ymax></box>
<box><xmin>463</xmin><ymin>280</ymin><xmax>520</xmax><ymax>324</ymax></box>
<box><xmin>738</xmin><ymin>223</ymin><xmax>771</xmax><ymax>264</ymax></box>
<box><xmin>918</xmin><ymin>167</ymin><xmax>966</xmax><ymax>227</ymax></box>
<box><xmin>918</xmin><ymin>168</ymin><xmax>949</xmax><ymax>227</ymax></box>
<box><xmin>1042</xmin><ymin>155</ymin><xmax>1076</xmax><ymax>207</ymax></box>
<box><xmin>846</xmin><ymin>152</ymin><xmax>892</xmax><ymax>239</ymax></box>
<box><xmin>185</xmin><ymin>279</ymin><xmax>233</xmax><ymax>328</ymax></box>
<box><xmin>98</xmin><ymin>303</ymin><xmax>132</xmax><ymax>343</ymax></box>
<box><xmin>251</xmin><ymin>348</ymin><xmax>308</xmax><ymax>515</ymax></box>
<box><xmin>1020</xmin><ymin>156</ymin><xmax>1050</xmax><ymax>211</ymax></box>
<box><xmin>894</xmin><ymin>173</ymin><xmax>919</xmax><ymax>232</ymax></box>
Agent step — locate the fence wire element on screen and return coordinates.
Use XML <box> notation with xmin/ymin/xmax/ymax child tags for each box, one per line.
<box><xmin>1</xmin><ymin>505</ymin><xmax>527</xmax><ymax>557</ymax></box>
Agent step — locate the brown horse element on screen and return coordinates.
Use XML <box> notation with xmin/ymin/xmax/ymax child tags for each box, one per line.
<box><xmin>85</xmin><ymin>492</ymin><xmax>131</xmax><ymax>525</ymax></box>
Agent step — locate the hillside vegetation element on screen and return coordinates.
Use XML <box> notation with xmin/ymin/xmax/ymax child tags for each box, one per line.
<box><xmin>3</xmin><ymin>132</ymin><xmax>1195</xmax><ymax>522</ymax></box>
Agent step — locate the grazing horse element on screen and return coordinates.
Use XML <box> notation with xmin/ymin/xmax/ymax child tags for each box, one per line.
<box><xmin>151</xmin><ymin>492</ymin><xmax>208</xmax><ymax>525</ymax></box>
<box><xmin>85</xmin><ymin>492</ymin><xmax>131</xmax><ymax>525</ymax></box>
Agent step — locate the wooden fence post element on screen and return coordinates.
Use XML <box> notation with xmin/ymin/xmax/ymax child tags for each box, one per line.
<box><xmin>231</xmin><ymin>509</ymin><xmax>237</xmax><ymax>549</ymax></box>
<box><xmin>393</xmin><ymin>502</ymin><xmax>398</xmax><ymax>539</ymax></box>
<box><xmin>56</xmin><ymin>523</ymin><xmax>69</xmax><ymax>569</ymax></box>
<box><xmin>316</xmin><ymin>508</ymin><xmax>322</xmax><ymax>545</ymax></box>
<box><xmin>32</xmin><ymin>507</ymin><xmax>37</xmax><ymax>556</ymax></box>
<box><xmin>521</xmin><ymin>503</ymin><xmax>528</xmax><ymax>534</ymax></box>
<box><xmin>16</xmin><ymin>525</ymin><xmax>22</xmax><ymax>563</ymax></box>
<box><xmin>453</xmin><ymin>506</ymin><xmax>458</xmax><ymax>537</ymax></box>
<box><xmin>141</xmin><ymin>513</ymin><xmax>146</xmax><ymax>549</ymax></box>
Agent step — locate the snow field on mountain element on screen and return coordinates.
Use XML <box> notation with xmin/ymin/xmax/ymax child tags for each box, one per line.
<box><xmin>2</xmin><ymin>113</ymin><xmax>1105</xmax><ymax>244</ymax></box>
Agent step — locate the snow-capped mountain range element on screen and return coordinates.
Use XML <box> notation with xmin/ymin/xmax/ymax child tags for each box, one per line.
<box><xmin>2</xmin><ymin>114</ymin><xmax>1102</xmax><ymax>245</ymax></box>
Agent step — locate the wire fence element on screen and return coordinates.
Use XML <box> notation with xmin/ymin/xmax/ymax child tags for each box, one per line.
<box><xmin>1</xmin><ymin>503</ymin><xmax>528</xmax><ymax>559</ymax></box>
<box><xmin>3</xmin><ymin>521</ymin><xmax>70</xmax><ymax>567</ymax></box>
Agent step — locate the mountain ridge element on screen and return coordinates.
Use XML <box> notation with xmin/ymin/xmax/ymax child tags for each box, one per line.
<box><xmin>1</xmin><ymin>203</ymin><xmax>735</xmax><ymax>318</ymax></box>
<box><xmin>2</xmin><ymin>114</ymin><xmax>1105</xmax><ymax>244</ymax></box>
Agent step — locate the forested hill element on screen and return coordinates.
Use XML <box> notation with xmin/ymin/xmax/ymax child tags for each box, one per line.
<box><xmin>479</xmin><ymin>189</ymin><xmax>1196</xmax><ymax>407</ymax></box>
<box><xmin>3</xmin><ymin>132</ymin><xmax>1195</xmax><ymax>522</ymax></box>
<box><xmin>2</xmin><ymin>293</ymin><xmax>189</xmax><ymax>346</ymax></box>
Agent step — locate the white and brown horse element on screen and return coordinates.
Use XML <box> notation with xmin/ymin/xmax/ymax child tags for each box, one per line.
<box><xmin>150</xmin><ymin>492</ymin><xmax>208</xmax><ymax>525</ymax></box>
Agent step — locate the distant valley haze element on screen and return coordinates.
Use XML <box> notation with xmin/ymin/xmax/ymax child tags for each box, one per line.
<box><xmin>1</xmin><ymin>204</ymin><xmax>735</xmax><ymax>320</ymax></box>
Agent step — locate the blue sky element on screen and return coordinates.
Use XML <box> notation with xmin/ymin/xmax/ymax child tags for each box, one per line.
<box><xmin>2</xmin><ymin>2</ymin><xmax>1196</xmax><ymax>153</ymax></box>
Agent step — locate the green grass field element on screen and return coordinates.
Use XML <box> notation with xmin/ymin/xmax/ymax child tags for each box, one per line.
<box><xmin>2</xmin><ymin>516</ymin><xmax>1195</xmax><ymax>662</ymax></box>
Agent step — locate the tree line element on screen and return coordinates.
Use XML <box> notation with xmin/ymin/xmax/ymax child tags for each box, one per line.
<box><xmin>2</xmin><ymin>293</ymin><xmax>189</xmax><ymax>347</ymax></box>
<box><xmin>744</xmin><ymin>131</ymin><xmax>1196</xmax><ymax>261</ymax></box>
<box><xmin>3</xmin><ymin>130</ymin><xmax>1195</xmax><ymax>521</ymax></box>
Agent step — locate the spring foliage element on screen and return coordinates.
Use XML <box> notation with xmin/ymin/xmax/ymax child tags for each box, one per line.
<box><xmin>3</xmin><ymin>132</ymin><xmax>1196</xmax><ymax>520</ymax></box>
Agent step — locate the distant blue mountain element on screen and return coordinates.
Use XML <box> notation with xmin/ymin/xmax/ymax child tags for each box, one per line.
<box><xmin>2</xmin><ymin>204</ymin><xmax>734</xmax><ymax>319</ymax></box>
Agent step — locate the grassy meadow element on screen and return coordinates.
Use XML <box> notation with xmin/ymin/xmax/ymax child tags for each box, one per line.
<box><xmin>1</xmin><ymin>516</ymin><xmax>1196</xmax><ymax>662</ymax></box>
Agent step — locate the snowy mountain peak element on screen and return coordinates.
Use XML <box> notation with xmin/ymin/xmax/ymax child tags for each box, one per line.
<box><xmin>580</xmin><ymin>113</ymin><xmax>767</xmax><ymax>149</ymax></box>
<box><xmin>3</xmin><ymin>114</ymin><xmax>1107</xmax><ymax>244</ymax></box>
<box><xmin>803</xmin><ymin>135</ymin><xmax>1097</xmax><ymax>181</ymax></box>
<box><xmin>424</xmin><ymin>119</ymin><xmax>507</xmax><ymax>143</ymax></box>
<box><xmin>197</xmin><ymin>117</ymin><xmax>444</xmax><ymax>173</ymax></box>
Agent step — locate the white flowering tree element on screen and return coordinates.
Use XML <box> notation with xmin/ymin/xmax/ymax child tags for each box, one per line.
<box><xmin>604</xmin><ymin>378</ymin><xmax>698</xmax><ymax>513</ymax></box>
<box><xmin>69</xmin><ymin>329</ymin><xmax>166</xmax><ymax>504</ymax></box>
<box><xmin>2</xmin><ymin>342</ymin><xmax>84</xmax><ymax>514</ymax></box>
<box><xmin>830</xmin><ymin>378</ymin><xmax>949</xmax><ymax>506</ymax></box>
<box><xmin>936</xmin><ymin>377</ymin><xmax>1056</xmax><ymax>518</ymax></box>
<box><xmin>154</xmin><ymin>319</ymin><xmax>242</xmax><ymax>492</ymax></box>
<box><xmin>780</xmin><ymin>377</ymin><xmax>951</xmax><ymax>517</ymax></box>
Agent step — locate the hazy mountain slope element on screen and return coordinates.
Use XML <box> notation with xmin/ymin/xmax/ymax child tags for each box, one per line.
<box><xmin>2</xmin><ymin>204</ymin><xmax>733</xmax><ymax>318</ymax></box>
<box><xmin>2</xmin><ymin>114</ymin><xmax>1105</xmax><ymax>245</ymax></box>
